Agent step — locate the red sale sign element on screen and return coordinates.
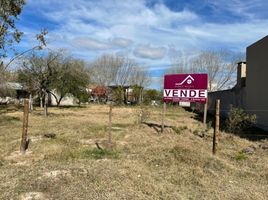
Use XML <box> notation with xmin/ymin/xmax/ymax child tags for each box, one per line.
<box><xmin>163</xmin><ymin>74</ymin><xmax>208</xmax><ymax>103</ymax></box>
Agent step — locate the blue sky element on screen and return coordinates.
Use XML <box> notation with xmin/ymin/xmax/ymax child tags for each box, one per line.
<box><xmin>14</xmin><ymin>0</ymin><xmax>268</xmax><ymax>88</ymax></box>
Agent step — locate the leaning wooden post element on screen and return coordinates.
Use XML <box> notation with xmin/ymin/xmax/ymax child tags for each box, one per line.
<box><xmin>212</xmin><ymin>99</ymin><xmax>220</xmax><ymax>155</ymax></box>
<box><xmin>108</xmin><ymin>104</ymin><xmax>113</xmax><ymax>145</ymax></box>
<box><xmin>161</xmin><ymin>102</ymin><xmax>166</xmax><ymax>133</ymax></box>
<box><xmin>20</xmin><ymin>99</ymin><xmax>30</xmax><ymax>154</ymax></box>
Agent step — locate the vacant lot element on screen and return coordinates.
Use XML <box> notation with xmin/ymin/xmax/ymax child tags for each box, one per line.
<box><xmin>0</xmin><ymin>104</ymin><xmax>267</xmax><ymax>200</ymax></box>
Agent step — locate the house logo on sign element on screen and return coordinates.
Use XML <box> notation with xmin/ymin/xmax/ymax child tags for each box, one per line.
<box><xmin>175</xmin><ymin>75</ymin><xmax>194</xmax><ymax>87</ymax></box>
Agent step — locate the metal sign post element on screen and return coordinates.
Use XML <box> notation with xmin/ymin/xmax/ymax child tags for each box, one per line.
<box><xmin>163</xmin><ymin>73</ymin><xmax>208</xmax><ymax>132</ymax></box>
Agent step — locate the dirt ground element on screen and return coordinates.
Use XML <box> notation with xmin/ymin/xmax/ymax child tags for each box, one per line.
<box><xmin>0</xmin><ymin>104</ymin><xmax>267</xmax><ymax>200</ymax></box>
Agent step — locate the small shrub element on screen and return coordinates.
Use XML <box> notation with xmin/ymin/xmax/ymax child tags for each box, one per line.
<box><xmin>225</xmin><ymin>106</ymin><xmax>256</xmax><ymax>133</ymax></box>
<box><xmin>143</xmin><ymin>89</ymin><xmax>162</xmax><ymax>105</ymax></box>
<box><xmin>172</xmin><ymin>127</ymin><xmax>182</xmax><ymax>134</ymax></box>
<box><xmin>172</xmin><ymin>126</ymin><xmax>187</xmax><ymax>134</ymax></box>
<box><xmin>206</xmin><ymin>121</ymin><xmax>212</xmax><ymax>130</ymax></box>
<box><xmin>193</xmin><ymin>129</ymin><xmax>199</xmax><ymax>135</ymax></box>
<box><xmin>112</xmin><ymin>87</ymin><xmax>124</xmax><ymax>105</ymax></box>
<box><xmin>235</xmin><ymin>152</ymin><xmax>248</xmax><ymax>161</ymax></box>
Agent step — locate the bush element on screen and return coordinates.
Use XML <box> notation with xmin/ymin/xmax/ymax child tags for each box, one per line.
<box><xmin>112</xmin><ymin>87</ymin><xmax>124</xmax><ymax>105</ymax></box>
<box><xmin>74</xmin><ymin>89</ymin><xmax>91</xmax><ymax>104</ymax></box>
<box><xmin>143</xmin><ymin>89</ymin><xmax>161</xmax><ymax>105</ymax></box>
<box><xmin>225</xmin><ymin>106</ymin><xmax>256</xmax><ymax>133</ymax></box>
<box><xmin>172</xmin><ymin>126</ymin><xmax>187</xmax><ymax>134</ymax></box>
<box><xmin>235</xmin><ymin>152</ymin><xmax>248</xmax><ymax>161</ymax></box>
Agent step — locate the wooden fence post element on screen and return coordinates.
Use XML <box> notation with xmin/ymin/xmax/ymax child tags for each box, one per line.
<box><xmin>44</xmin><ymin>92</ymin><xmax>48</xmax><ymax>117</ymax></box>
<box><xmin>212</xmin><ymin>99</ymin><xmax>220</xmax><ymax>155</ymax></box>
<box><xmin>20</xmin><ymin>99</ymin><xmax>30</xmax><ymax>154</ymax></box>
<box><xmin>108</xmin><ymin>104</ymin><xmax>113</xmax><ymax>145</ymax></box>
<box><xmin>203</xmin><ymin>101</ymin><xmax>208</xmax><ymax>126</ymax></box>
<box><xmin>161</xmin><ymin>102</ymin><xmax>166</xmax><ymax>133</ymax></box>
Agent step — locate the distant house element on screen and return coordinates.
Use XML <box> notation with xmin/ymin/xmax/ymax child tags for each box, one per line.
<box><xmin>89</xmin><ymin>85</ymin><xmax>143</xmax><ymax>104</ymax></box>
<box><xmin>90</xmin><ymin>85</ymin><xmax>109</xmax><ymax>103</ymax></box>
<box><xmin>0</xmin><ymin>82</ymin><xmax>29</xmax><ymax>104</ymax></box>
<box><xmin>207</xmin><ymin>36</ymin><xmax>268</xmax><ymax>130</ymax></box>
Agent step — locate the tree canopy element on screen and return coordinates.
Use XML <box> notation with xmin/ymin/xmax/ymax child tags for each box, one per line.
<box><xmin>0</xmin><ymin>0</ymin><xmax>25</xmax><ymax>59</ymax></box>
<box><xmin>169</xmin><ymin>50</ymin><xmax>244</xmax><ymax>91</ymax></box>
<box><xmin>18</xmin><ymin>51</ymin><xmax>90</xmax><ymax>106</ymax></box>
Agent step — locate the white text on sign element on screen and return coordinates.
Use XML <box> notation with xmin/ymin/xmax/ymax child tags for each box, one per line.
<box><xmin>163</xmin><ymin>89</ymin><xmax>207</xmax><ymax>98</ymax></box>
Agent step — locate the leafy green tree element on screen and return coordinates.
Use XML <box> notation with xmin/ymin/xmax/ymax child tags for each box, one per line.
<box><xmin>112</xmin><ymin>86</ymin><xmax>124</xmax><ymax>105</ymax></box>
<box><xmin>0</xmin><ymin>0</ymin><xmax>47</xmax><ymax>98</ymax></box>
<box><xmin>0</xmin><ymin>0</ymin><xmax>25</xmax><ymax>93</ymax></box>
<box><xmin>131</xmin><ymin>85</ymin><xmax>143</xmax><ymax>104</ymax></box>
<box><xmin>18</xmin><ymin>51</ymin><xmax>90</xmax><ymax>107</ymax></box>
<box><xmin>143</xmin><ymin>89</ymin><xmax>162</xmax><ymax>105</ymax></box>
<box><xmin>0</xmin><ymin>0</ymin><xmax>25</xmax><ymax>59</ymax></box>
<box><xmin>72</xmin><ymin>88</ymin><xmax>91</xmax><ymax>106</ymax></box>
<box><xmin>51</xmin><ymin>59</ymin><xmax>90</xmax><ymax>106</ymax></box>
<box><xmin>17</xmin><ymin>52</ymin><xmax>60</xmax><ymax>110</ymax></box>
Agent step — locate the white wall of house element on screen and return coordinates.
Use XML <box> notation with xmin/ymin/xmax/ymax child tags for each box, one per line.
<box><xmin>49</xmin><ymin>90</ymin><xmax>78</xmax><ymax>106</ymax></box>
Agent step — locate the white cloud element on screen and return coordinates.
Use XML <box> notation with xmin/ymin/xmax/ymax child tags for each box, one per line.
<box><xmin>72</xmin><ymin>37</ymin><xmax>111</xmax><ymax>50</ymax></box>
<box><xmin>111</xmin><ymin>38</ymin><xmax>132</xmax><ymax>48</ymax></box>
<box><xmin>134</xmin><ymin>44</ymin><xmax>166</xmax><ymax>59</ymax></box>
<box><xmin>207</xmin><ymin>0</ymin><xmax>267</xmax><ymax>20</ymax></box>
<box><xmin>20</xmin><ymin>0</ymin><xmax>268</xmax><ymax>74</ymax></box>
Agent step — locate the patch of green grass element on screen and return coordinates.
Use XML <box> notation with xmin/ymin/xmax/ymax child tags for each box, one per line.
<box><xmin>172</xmin><ymin>126</ymin><xmax>188</xmax><ymax>134</ymax></box>
<box><xmin>235</xmin><ymin>152</ymin><xmax>248</xmax><ymax>161</ymax></box>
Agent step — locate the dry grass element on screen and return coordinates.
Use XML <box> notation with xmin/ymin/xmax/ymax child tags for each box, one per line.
<box><xmin>0</xmin><ymin>104</ymin><xmax>267</xmax><ymax>200</ymax></box>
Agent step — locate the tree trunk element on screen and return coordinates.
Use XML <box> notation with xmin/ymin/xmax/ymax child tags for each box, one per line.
<box><xmin>56</xmin><ymin>96</ymin><xmax>63</xmax><ymax>107</ymax></box>
<box><xmin>40</xmin><ymin>97</ymin><xmax>43</xmax><ymax>109</ymax></box>
<box><xmin>49</xmin><ymin>92</ymin><xmax>62</xmax><ymax>107</ymax></box>
<box><xmin>29</xmin><ymin>94</ymin><xmax>33</xmax><ymax>112</ymax></box>
<box><xmin>138</xmin><ymin>87</ymin><xmax>143</xmax><ymax>104</ymax></box>
<box><xmin>44</xmin><ymin>92</ymin><xmax>48</xmax><ymax>117</ymax></box>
